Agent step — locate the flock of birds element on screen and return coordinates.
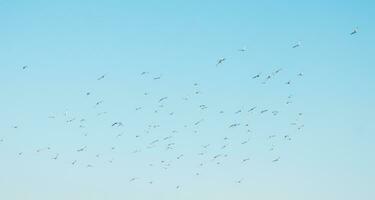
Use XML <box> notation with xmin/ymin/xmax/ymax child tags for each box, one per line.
<box><xmin>2</xmin><ymin>27</ymin><xmax>359</xmax><ymax>191</ymax></box>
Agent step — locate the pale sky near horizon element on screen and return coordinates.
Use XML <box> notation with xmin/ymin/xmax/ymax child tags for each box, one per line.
<box><xmin>0</xmin><ymin>1</ymin><xmax>374</xmax><ymax>200</ymax></box>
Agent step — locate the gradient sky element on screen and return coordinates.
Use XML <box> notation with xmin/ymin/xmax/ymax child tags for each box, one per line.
<box><xmin>0</xmin><ymin>1</ymin><xmax>374</xmax><ymax>200</ymax></box>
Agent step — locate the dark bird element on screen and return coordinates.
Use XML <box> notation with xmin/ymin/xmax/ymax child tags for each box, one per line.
<box><xmin>216</xmin><ymin>58</ymin><xmax>226</xmax><ymax>66</ymax></box>
<box><xmin>77</xmin><ymin>146</ymin><xmax>87</xmax><ymax>152</ymax></box>
<box><xmin>112</xmin><ymin>122</ymin><xmax>123</xmax><ymax>127</ymax></box>
<box><xmin>159</xmin><ymin>97</ymin><xmax>168</xmax><ymax>102</ymax></box>
<box><xmin>248</xmin><ymin>106</ymin><xmax>256</xmax><ymax>112</ymax></box>
<box><xmin>52</xmin><ymin>154</ymin><xmax>59</xmax><ymax>160</ymax></box>
<box><xmin>350</xmin><ymin>27</ymin><xmax>358</xmax><ymax>35</ymax></box>
<box><xmin>238</xmin><ymin>46</ymin><xmax>247</xmax><ymax>52</ymax></box>
<box><xmin>153</xmin><ymin>75</ymin><xmax>162</xmax><ymax>80</ymax></box>
<box><xmin>292</xmin><ymin>41</ymin><xmax>301</xmax><ymax>48</ymax></box>
<box><xmin>229</xmin><ymin>123</ymin><xmax>240</xmax><ymax>128</ymax></box>
<box><xmin>252</xmin><ymin>74</ymin><xmax>261</xmax><ymax>79</ymax></box>
<box><xmin>97</xmin><ymin>74</ymin><xmax>106</xmax><ymax>80</ymax></box>
<box><xmin>95</xmin><ymin>100</ymin><xmax>103</xmax><ymax>106</ymax></box>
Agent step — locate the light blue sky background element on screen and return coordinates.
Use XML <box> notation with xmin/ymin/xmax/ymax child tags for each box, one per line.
<box><xmin>0</xmin><ymin>1</ymin><xmax>374</xmax><ymax>200</ymax></box>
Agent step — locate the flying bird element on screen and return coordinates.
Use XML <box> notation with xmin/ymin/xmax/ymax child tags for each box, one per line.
<box><xmin>77</xmin><ymin>146</ymin><xmax>87</xmax><ymax>152</ymax></box>
<box><xmin>216</xmin><ymin>58</ymin><xmax>226</xmax><ymax>66</ymax></box>
<box><xmin>97</xmin><ymin>74</ymin><xmax>106</xmax><ymax>80</ymax></box>
<box><xmin>238</xmin><ymin>46</ymin><xmax>247</xmax><ymax>52</ymax></box>
<box><xmin>292</xmin><ymin>41</ymin><xmax>301</xmax><ymax>48</ymax></box>
<box><xmin>350</xmin><ymin>27</ymin><xmax>358</xmax><ymax>35</ymax></box>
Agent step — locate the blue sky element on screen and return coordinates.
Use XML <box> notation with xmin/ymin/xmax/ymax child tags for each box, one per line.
<box><xmin>0</xmin><ymin>1</ymin><xmax>374</xmax><ymax>199</ymax></box>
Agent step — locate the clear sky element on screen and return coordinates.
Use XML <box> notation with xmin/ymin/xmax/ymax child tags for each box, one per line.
<box><xmin>0</xmin><ymin>1</ymin><xmax>374</xmax><ymax>200</ymax></box>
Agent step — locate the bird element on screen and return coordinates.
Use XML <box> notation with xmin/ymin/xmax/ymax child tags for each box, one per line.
<box><xmin>97</xmin><ymin>74</ymin><xmax>106</xmax><ymax>80</ymax></box>
<box><xmin>194</xmin><ymin>119</ymin><xmax>204</xmax><ymax>126</ymax></box>
<box><xmin>216</xmin><ymin>58</ymin><xmax>226</xmax><ymax>66</ymax></box>
<box><xmin>272</xmin><ymin>157</ymin><xmax>280</xmax><ymax>162</ymax></box>
<box><xmin>159</xmin><ymin>97</ymin><xmax>168</xmax><ymax>102</ymax></box>
<box><xmin>52</xmin><ymin>154</ymin><xmax>59</xmax><ymax>160</ymax></box>
<box><xmin>252</xmin><ymin>74</ymin><xmax>261</xmax><ymax>79</ymax></box>
<box><xmin>112</xmin><ymin>122</ymin><xmax>123</xmax><ymax>127</ymax></box>
<box><xmin>248</xmin><ymin>106</ymin><xmax>257</xmax><ymax>112</ymax></box>
<box><xmin>229</xmin><ymin>123</ymin><xmax>240</xmax><ymax>128</ymax></box>
<box><xmin>95</xmin><ymin>100</ymin><xmax>103</xmax><ymax>106</ymax></box>
<box><xmin>238</xmin><ymin>46</ymin><xmax>247</xmax><ymax>52</ymax></box>
<box><xmin>77</xmin><ymin>146</ymin><xmax>87</xmax><ymax>152</ymax></box>
<box><xmin>153</xmin><ymin>75</ymin><xmax>162</xmax><ymax>80</ymax></box>
<box><xmin>350</xmin><ymin>27</ymin><xmax>358</xmax><ymax>35</ymax></box>
<box><xmin>129</xmin><ymin>177</ymin><xmax>138</xmax><ymax>182</ymax></box>
<box><xmin>235</xmin><ymin>109</ymin><xmax>242</xmax><ymax>114</ymax></box>
<box><xmin>22</xmin><ymin>65</ymin><xmax>28</xmax><ymax>70</ymax></box>
<box><xmin>292</xmin><ymin>41</ymin><xmax>301</xmax><ymax>48</ymax></box>
<box><xmin>236</xmin><ymin>178</ymin><xmax>244</xmax><ymax>184</ymax></box>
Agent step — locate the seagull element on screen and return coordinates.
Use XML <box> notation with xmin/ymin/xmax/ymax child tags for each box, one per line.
<box><xmin>274</xmin><ymin>68</ymin><xmax>282</xmax><ymax>74</ymax></box>
<box><xmin>350</xmin><ymin>27</ymin><xmax>358</xmax><ymax>35</ymax></box>
<box><xmin>298</xmin><ymin>72</ymin><xmax>303</xmax><ymax>76</ymax></box>
<box><xmin>194</xmin><ymin>119</ymin><xmax>204</xmax><ymax>126</ymax></box>
<box><xmin>129</xmin><ymin>178</ymin><xmax>138</xmax><ymax>182</ymax></box>
<box><xmin>260</xmin><ymin>109</ymin><xmax>268</xmax><ymax>114</ymax></box>
<box><xmin>272</xmin><ymin>157</ymin><xmax>280</xmax><ymax>162</ymax></box>
<box><xmin>95</xmin><ymin>100</ymin><xmax>103</xmax><ymax>106</ymax></box>
<box><xmin>77</xmin><ymin>146</ymin><xmax>87</xmax><ymax>152</ymax></box>
<box><xmin>229</xmin><ymin>123</ymin><xmax>240</xmax><ymax>128</ymax></box>
<box><xmin>66</xmin><ymin>118</ymin><xmax>76</xmax><ymax>123</ymax></box>
<box><xmin>153</xmin><ymin>75</ymin><xmax>162</xmax><ymax>80</ymax></box>
<box><xmin>97</xmin><ymin>74</ymin><xmax>106</xmax><ymax>80</ymax></box>
<box><xmin>71</xmin><ymin>160</ymin><xmax>77</xmax><ymax>165</ymax></box>
<box><xmin>159</xmin><ymin>97</ymin><xmax>168</xmax><ymax>102</ymax></box>
<box><xmin>216</xmin><ymin>58</ymin><xmax>226</xmax><ymax>66</ymax></box>
<box><xmin>140</xmin><ymin>71</ymin><xmax>149</xmax><ymax>75</ymax></box>
<box><xmin>248</xmin><ymin>106</ymin><xmax>256</xmax><ymax>112</ymax></box>
<box><xmin>292</xmin><ymin>41</ymin><xmax>301</xmax><ymax>48</ymax></box>
<box><xmin>235</xmin><ymin>109</ymin><xmax>242</xmax><ymax>114</ymax></box>
<box><xmin>52</xmin><ymin>154</ymin><xmax>59</xmax><ymax>160</ymax></box>
<box><xmin>22</xmin><ymin>65</ymin><xmax>28</xmax><ymax>70</ymax></box>
<box><xmin>150</xmin><ymin>139</ymin><xmax>159</xmax><ymax>145</ymax></box>
<box><xmin>252</xmin><ymin>73</ymin><xmax>261</xmax><ymax>79</ymax></box>
<box><xmin>238</xmin><ymin>46</ymin><xmax>247</xmax><ymax>52</ymax></box>
<box><xmin>97</xmin><ymin>112</ymin><xmax>107</xmax><ymax>116</ymax></box>
<box><xmin>112</xmin><ymin>122</ymin><xmax>123</xmax><ymax>127</ymax></box>
<box><xmin>36</xmin><ymin>147</ymin><xmax>51</xmax><ymax>153</ymax></box>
